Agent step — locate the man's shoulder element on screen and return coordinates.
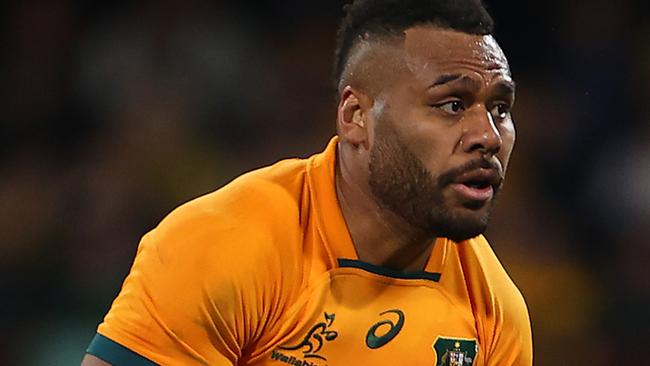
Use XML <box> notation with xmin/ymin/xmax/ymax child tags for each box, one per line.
<box><xmin>171</xmin><ymin>156</ymin><xmax>308</xmax><ymax>225</ymax></box>
<box><xmin>150</xmin><ymin>157</ymin><xmax>312</xmax><ymax>263</ymax></box>
<box><xmin>458</xmin><ymin>236</ymin><xmax>533</xmax><ymax>360</ymax></box>
<box><xmin>461</xmin><ymin>236</ymin><xmax>528</xmax><ymax>309</ymax></box>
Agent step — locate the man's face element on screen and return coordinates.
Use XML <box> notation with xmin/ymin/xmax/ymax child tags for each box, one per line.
<box><xmin>366</xmin><ymin>27</ymin><xmax>516</xmax><ymax>242</ymax></box>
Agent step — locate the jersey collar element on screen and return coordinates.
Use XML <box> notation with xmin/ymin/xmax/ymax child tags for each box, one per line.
<box><xmin>307</xmin><ymin>136</ymin><xmax>359</xmax><ymax>264</ymax></box>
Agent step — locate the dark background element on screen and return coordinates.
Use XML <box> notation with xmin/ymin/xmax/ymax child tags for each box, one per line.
<box><xmin>2</xmin><ymin>1</ymin><xmax>649</xmax><ymax>365</ymax></box>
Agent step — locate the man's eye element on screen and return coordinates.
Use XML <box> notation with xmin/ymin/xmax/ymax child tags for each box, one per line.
<box><xmin>436</xmin><ymin>101</ymin><xmax>465</xmax><ymax>114</ymax></box>
<box><xmin>490</xmin><ymin>103</ymin><xmax>511</xmax><ymax>119</ymax></box>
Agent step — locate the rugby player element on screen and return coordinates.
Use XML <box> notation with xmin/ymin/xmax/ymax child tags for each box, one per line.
<box><xmin>82</xmin><ymin>0</ymin><xmax>532</xmax><ymax>364</ymax></box>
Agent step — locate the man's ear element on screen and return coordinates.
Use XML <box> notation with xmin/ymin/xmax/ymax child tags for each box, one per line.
<box><xmin>336</xmin><ymin>85</ymin><xmax>371</xmax><ymax>149</ymax></box>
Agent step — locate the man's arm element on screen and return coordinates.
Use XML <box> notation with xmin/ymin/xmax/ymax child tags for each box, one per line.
<box><xmin>466</xmin><ymin>237</ymin><xmax>533</xmax><ymax>366</ymax></box>
<box><xmin>81</xmin><ymin>172</ymin><xmax>302</xmax><ymax>365</ymax></box>
<box><xmin>486</xmin><ymin>290</ymin><xmax>533</xmax><ymax>366</ymax></box>
<box><xmin>482</xmin><ymin>248</ymin><xmax>533</xmax><ymax>365</ymax></box>
<box><xmin>82</xmin><ymin>197</ymin><xmax>281</xmax><ymax>365</ymax></box>
<box><xmin>81</xmin><ymin>354</ymin><xmax>111</xmax><ymax>366</ymax></box>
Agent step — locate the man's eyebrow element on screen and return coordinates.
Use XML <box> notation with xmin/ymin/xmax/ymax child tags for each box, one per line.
<box><xmin>429</xmin><ymin>74</ymin><xmax>517</xmax><ymax>95</ymax></box>
<box><xmin>429</xmin><ymin>74</ymin><xmax>481</xmax><ymax>90</ymax></box>
<box><xmin>431</xmin><ymin>73</ymin><xmax>463</xmax><ymax>87</ymax></box>
<box><xmin>493</xmin><ymin>80</ymin><xmax>517</xmax><ymax>96</ymax></box>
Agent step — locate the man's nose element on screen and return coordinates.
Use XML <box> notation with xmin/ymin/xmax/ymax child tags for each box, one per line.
<box><xmin>460</xmin><ymin>106</ymin><xmax>502</xmax><ymax>155</ymax></box>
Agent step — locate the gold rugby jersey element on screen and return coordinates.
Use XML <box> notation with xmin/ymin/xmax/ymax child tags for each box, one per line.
<box><xmin>87</xmin><ymin>137</ymin><xmax>532</xmax><ymax>366</ymax></box>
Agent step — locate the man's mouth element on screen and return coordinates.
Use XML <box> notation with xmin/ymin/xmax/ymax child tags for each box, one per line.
<box><xmin>449</xmin><ymin>168</ymin><xmax>501</xmax><ymax>203</ymax></box>
<box><xmin>450</xmin><ymin>182</ymin><xmax>494</xmax><ymax>202</ymax></box>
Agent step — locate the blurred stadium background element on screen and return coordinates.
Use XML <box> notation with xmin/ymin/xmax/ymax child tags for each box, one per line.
<box><xmin>1</xmin><ymin>0</ymin><xmax>649</xmax><ymax>365</ymax></box>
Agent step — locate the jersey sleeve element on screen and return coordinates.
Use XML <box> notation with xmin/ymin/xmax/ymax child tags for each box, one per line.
<box><xmin>463</xmin><ymin>236</ymin><xmax>533</xmax><ymax>366</ymax></box>
<box><xmin>87</xmin><ymin>185</ymin><xmax>296</xmax><ymax>366</ymax></box>
<box><xmin>484</xmin><ymin>278</ymin><xmax>533</xmax><ymax>366</ymax></box>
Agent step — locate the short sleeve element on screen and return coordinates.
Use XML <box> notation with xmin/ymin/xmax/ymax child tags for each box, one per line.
<box><xmin>485</xmin><ymin>283</ymin><xmax>533</xmax><ymax>366</ymax></box>
<box><xmin>461</xmin><ymin>236</ymin><xmax>533</xmax><ymax>366</ymax></box>
<box><xmin>88</xmin><ymin>195</ymin><xmax>288</xmax><ymax>366</ymax></box>
<box><xmin>474</xmin><ymin>238</ymin><xmax>533</xmax><ymax>366</ymax></box>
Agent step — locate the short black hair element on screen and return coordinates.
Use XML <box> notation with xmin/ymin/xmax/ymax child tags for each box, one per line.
<box><xmin>333</xmin><ymin>0</ymin><xmax>495</xmax><ymax>92</ymax></box>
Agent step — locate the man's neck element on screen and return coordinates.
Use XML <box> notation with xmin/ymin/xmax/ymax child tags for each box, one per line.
<box><xmin>335</xmin><ymin>143</ymin><xmax>436</xmax><ymax>272</ymax></box>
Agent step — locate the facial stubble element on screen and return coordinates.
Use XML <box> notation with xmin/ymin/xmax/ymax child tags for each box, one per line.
<box><xmin>368</xmin><ymin>122</ymin><xmax>496</xmax><ymax>242</ymax></box>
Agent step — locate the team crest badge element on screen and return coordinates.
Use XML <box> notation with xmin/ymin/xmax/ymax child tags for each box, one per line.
<box><xmin>432</xmin><ymin>337</ymin><xmax>478</xmax><ymax>366</ymax></box>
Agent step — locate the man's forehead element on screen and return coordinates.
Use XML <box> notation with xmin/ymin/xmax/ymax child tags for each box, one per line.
<box><xmin>401</xmin><ymin>26</ymin><xmax>510</xmax><ymax>76</ymax></box>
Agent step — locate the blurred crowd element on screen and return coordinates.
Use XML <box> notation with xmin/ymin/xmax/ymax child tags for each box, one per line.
<box><xmin>1</xmin><ymin>1</ymin><xmax>648</xmax><ymax>365</ymax></box>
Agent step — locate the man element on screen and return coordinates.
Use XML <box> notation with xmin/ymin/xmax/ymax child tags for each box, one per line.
<box><xmin>83</xmin><ymin>0</ymin><xmax>532</xmax><ymax>365</ymax></box>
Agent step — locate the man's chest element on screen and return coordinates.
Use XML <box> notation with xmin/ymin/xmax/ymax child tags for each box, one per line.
<box><xmin>250</xmin><ymin>266</ymin><xmax>481</xmax><ymax>366</ymax></box>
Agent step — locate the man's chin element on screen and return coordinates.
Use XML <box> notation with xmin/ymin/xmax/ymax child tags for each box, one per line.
<box><xmin>460</xmin><ymin>199</ymin><xmax>490</xmax><ymax>210</ymax></box>
<box><xmin>442</xmin><ymin>225</ymin><xmax>487</xmax><ymax>242</ymax></box>
<box><xmin>430</xmin><ymin>208</ymin><xmax>490</xmax><ymax>242</ymax></box>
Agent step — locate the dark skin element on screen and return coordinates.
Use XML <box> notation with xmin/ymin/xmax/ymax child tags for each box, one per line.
<box><xmin>81</xmin><ymin>25</ymin><xmax>516</xmax><ymax>366</ymax></box>
<box><xmin>336</xmin><ymin>25</ymin><xmax>516</xmax><ymax>272</ymax></box>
